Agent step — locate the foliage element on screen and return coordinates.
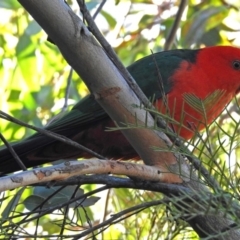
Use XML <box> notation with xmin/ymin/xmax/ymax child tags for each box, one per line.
<box><xmin>0</xmin><ymin>0</ymin><xmax>240</xmax><ymax>239</ymax></box>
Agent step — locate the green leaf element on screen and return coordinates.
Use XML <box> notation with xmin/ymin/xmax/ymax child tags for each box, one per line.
<box><xmin>139</xmin><ymin>14</ymin><xmax>154</xmax><ymax>28</ymax></box>
<box><xmin>16</xmin><ymin>34</ymin><xmax>33</xmax><ymax>57</ymax></box>
<box><xmin>25</xmin><ymin>21</ymin><xmax>42</xmax><ymax>36</ymax></box>
<box><xmin>101</xmin><ymin>10</ymin><xmax>117</xmax><ymax>29</ymax></box>
<box><xmin>77</xmin><ymin>196</ymin><xmax>100</xmax><ymax>207</ymax></box>
<box><xmin>1</xmin><ymin>188</ymin><xmax>25</xmax><ymax>219</ymax></box>
<box><xmin>22</xmin><ymin>92</ymin><xmax>37</xmax><ymax>110</ymax></box>
<box><xmin>86</xmin><ymin>1</ymin><xmax>100</xmax><ymax>11</ymax></box>
<box><xmin>25</xmin><ymin>186</ymin><xmax>100</xmax><ymax>210</ymax></box>
<box><xmin>23</xmin><ymin>195</ymin><xmax>49</xmax><ymax>211</ymax></box>
<box><xmin>183</xmin><ymin>6</ymin><xmax>228</xmax><ymax>46</ymax></box>
<box><xmin>15</xmin><ymin>32</ymin><xmax>40</xmax><ymax>91</ymax></box>
<box><xmin>0</xmin><ymin>0</ymin><xmax>21</xmax><ymax>10</ymax></box>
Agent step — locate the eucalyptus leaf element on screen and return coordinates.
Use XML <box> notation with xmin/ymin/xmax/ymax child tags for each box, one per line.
<box><xmin>183</xmin><ymin>6</ymin><xmax>228</xmax><ymax>46</ymax></box>
<box><xmin>1</xmin><ymin>188</ymin><xmax>25</xmax><ymax>220</ymax></box>
<box><xmin>25</xmin><ymin>21</ymin><xmax>42</xmax><ymax>36</ymax></box>
<box><xmin>23</xmin><ymin>195</ymin><xmax>49</xmax><ymax>211</ymax></box>
<box><xmin>101</xmin><ymin>10</ymin><xmax>117</xmax><ymax>29</ymax></box>
<box><xmin>76</xmin><ymin>196</ymin><xmax>100</xmax><ymax>208</ymax></box>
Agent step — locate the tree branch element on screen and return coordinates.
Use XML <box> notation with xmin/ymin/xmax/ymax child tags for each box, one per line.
<box><xmin>0</xmin><ymin>159</ymin><xmax>175</xmax><ymax>192</ymax></box>
<box><xmin>164</xmin><ymin>0</ymin><xmax>187</xmax><ymax>50</ymax></box>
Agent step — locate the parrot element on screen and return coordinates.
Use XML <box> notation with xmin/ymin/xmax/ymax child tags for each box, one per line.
<box><xmin>1</xmin><ymin>45</ymin><xmax>240</xmax><ymax>174</ymax></box>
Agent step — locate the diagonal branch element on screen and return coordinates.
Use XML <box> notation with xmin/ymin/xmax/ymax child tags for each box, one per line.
<box><xmin>0</xmin><ymin>159</ymin><xmax>173</xmax><ymax>192</ymax></box>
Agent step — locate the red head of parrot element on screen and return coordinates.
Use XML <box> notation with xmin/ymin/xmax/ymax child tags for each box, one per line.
<box><xmin>154</xmin><ymin>46</ymin><xmax>240</xmax><ymax>138</ymax></box>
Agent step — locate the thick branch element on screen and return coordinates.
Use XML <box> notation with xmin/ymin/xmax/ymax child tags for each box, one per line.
<box><xmin>0</xmin><ymin>159</ymin><xmax>173</xmax><ymax>192</ymax></box>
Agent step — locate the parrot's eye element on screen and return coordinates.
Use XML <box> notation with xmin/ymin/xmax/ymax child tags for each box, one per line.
<box><xmin>232</xmin><ymin>60</ymin><xmax>240</xmax><ymax>70</ymax></box>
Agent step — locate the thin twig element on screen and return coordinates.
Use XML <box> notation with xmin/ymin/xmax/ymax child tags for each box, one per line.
<box><xmin>62</xmin><ymin>67</ymin><xmax>73</xmax><ymax>112</ymax></box>
<box><xmin>0</xmin><ymin>133</ymin><xmax>27</xmax><ymax>171</ymax></box>
<box><xmin>2</xmin><ymin>185</ymin><xmax>109</xmax><ymax>229</ymax></box>
<box><xmin>150</xmin><ymin>50</ymin><xmax>168</xmax><ymax>109</ymax></box>
<box><xmin>164</xmin><ymin>0</ymin><xmax>187</xmax><ymax>50</ymax></box>
<box><xmin>73</xmin><ymin>199</ymin><xmax>168</xmax><ymax>239</ymax></box>
<box><xmin>92</xmin><ymin>0</ymin><xmax>107</xmax><ymax>19</ymax></box>
<box><xmin>0</xmin><ymin>110</ymin><xmax>105</xmax><ymax>160</ymax></box>
<box><xmin>103</xmin><ymin>189</ymin><xmax>111</xmax><ymax>222</ymax></box>
<box><xmin>14</xmin><ymin>185</ymin><xmax>67</xmax><ymax>236</ymax></box>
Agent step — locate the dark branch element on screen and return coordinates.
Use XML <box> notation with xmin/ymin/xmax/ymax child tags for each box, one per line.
<box><xmin>164</xmin><ymin>0</ymin><xmax>187</xmax><ymax>50</ymax></box>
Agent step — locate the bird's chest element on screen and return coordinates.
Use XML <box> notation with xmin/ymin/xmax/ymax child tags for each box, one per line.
<box><xmin>155</xmin><ymin>90</ymin><xmax>234</xmax><ymax>139</ymax></box>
